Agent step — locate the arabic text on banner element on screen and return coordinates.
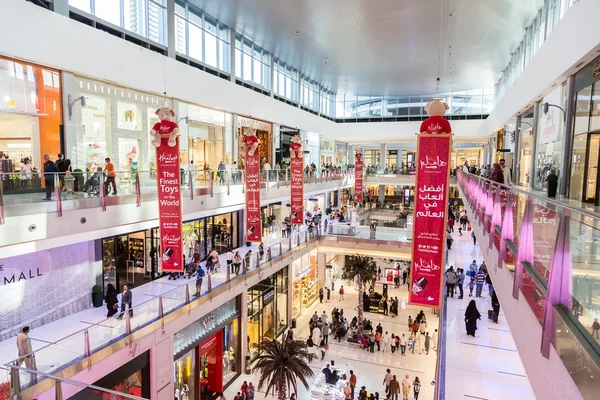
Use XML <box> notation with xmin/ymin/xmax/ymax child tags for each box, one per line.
<box><xmin>354</xmin><ymin>153</ymin><xmax>363</xmax><ymax>203</ymax></box>
<box><xmin>290</xmin><ymin>156</ymin><xmax>304</xmax><ymax>225</ymax></box>
<box><xmin>156</xmin><ymin>137</ymin><xmax>184</xmax><ymax>272</ymax></box>
<box><xmin>245</xmin><ymin>150</ymin><xmax>262</xmax><ymax>242</ymax></box>
<box><xmin>409</xmin><ymin>134</ymin><xmax>452</xmax><ymax>308</ymax></box>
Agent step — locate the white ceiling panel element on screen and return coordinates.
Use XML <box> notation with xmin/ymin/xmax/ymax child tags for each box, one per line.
<box><xmin>190</xmin><ymin>0</ymin><xmax>544</xmax><ymax>96</ymax></box>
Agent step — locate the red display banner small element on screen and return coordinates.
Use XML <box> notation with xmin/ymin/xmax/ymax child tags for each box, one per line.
<box><xmin>156</xmin><ymin>136</ymin><xmax>183</xmax><ymax>272</ymax></box>
<box><xmin>409</xmin><ymin>134</ymin><xmax>452</xmax><ymax>308</ymax></box>
<box><xmin>244</xmin><ymin>145</ymin><xmax>262</xmax><ymax>242</ymax></box>
<box><xmin>290</xmin><ymin>154</ymin><xmax>304</xmax><ymax>225</ymax></box>
<box><xmin>354</xmin><ymin>152</ymin><xmax>364</xmax><ymax>203</ymax></box>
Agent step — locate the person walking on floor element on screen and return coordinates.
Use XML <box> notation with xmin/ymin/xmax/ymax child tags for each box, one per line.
<box><xmin>445</xmin><ymin>267</ymin><xmax>457</xmax><ymax>298</ymax></box>
<box><xmin>401</xmin><ymin>375</ymin><xmax>411</xmax><ymax>400</ymax></box>
<box><xmin>491</xmin><ymin>292</ymin><xmax>500</xmax><ymax>324</ymax></box>
<box><xmin>383</xmin><ymin>368</ymin><xmax>393</xmax><ymax>396</ymax></box>
<box><xmin>389</xmin><ymin>375</ymin><xmax>400</xmax><ymax>400</ymax></box>
<box><xmin>42</xmin><ymin>153</ymin><xmax>57</xmax><ymax>201</ymax></box>
<box><xmin>349</xmin><ymin>370</ymin><xmax>357</xmax><ymax>400</ymax></box>
<box><xmin>432</xmin><ymin>329</ymin><xmax>438</xmax><ymax>351</ymax></box>
<box><xmin>104</xmin><ymin>157</ymin><xmax>117</xmax><ymax>195</ymax></box>
<box><xmin>472</xmin><ymin>230</ymin><xmax>476</xmax><ymax>245</ymax></box>
<box><xmin>195</xmin><ymin>266</ymin><xmax>205</xmax><ymax>297</ymax></box>
<box><xmin>413</xmin><ymin>377</ymin><xmax>421</xmax><ymax>400</ymax></box>
<box><xmin>105</xmin><ymin>283</ymin><xmax>119</xmax><ymax>317</ymax></box>
<box><xmin>322</xmin><ymin>323</ymin><xmax>330</xmax><ymax>344</ymax></box>
<box><xmin>592</xmin><ymin>319</ymin><xmax>600</xmax><ymax>339</ymax></box>
<box><xmin>399</xmin><ymin>333</ymin><xmax>407</xmax><ymax>356</ymax></box>
<box><xmin>465</xmin><ymin>300</ymin><xmax>481</xmax><ymax>337</ymax></box>
<box><xmin>339</xmin><ymin>285</ymin><xmax>345</xmax><ymax>301</ymax></box>
<box><xmin>233</xmin><ymin>251</ymin><xmax>242</xmax><ymax>275</ymax></box>
<box><xmin>475</xmin><ymin>268</ymin><xmax>486</xmax><ymax>297</ymax></box>
<box><xmin>118</xmin><ymin>285</ymin><xmax>133</xmax><ymax>319</ymax></box>
<box><xmin>456</xmin><ymin>268</ymin><xmax>465</xmax><ymax>299</ymax></box>
<box><xmin>226</xmin><ymin>248</ymin><xmax>234</xmax><ymax>273</ymax></box>
<box><xmin>17</xmin><ymin>326</ymin><xmax>35</xmax><ymax>369</ymax></box>
<box><xmin>424</xmin><ymin>332</ymin><xmax>431</xmax><ymax>355</ymax></box>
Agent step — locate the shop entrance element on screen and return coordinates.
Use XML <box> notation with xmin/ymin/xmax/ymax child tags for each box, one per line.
<box><xmin>580</xmin><ymin>132</ymin><xmax>600</xmax><ymax>205</ymax></box>
<box><xmin>198</xmin><ymin>330</ymin><xmax>224</xmax><ymax>399</ymax></box>
<box><xmin>102</xmin><ymin>231</ymin><xmax>152</xmax><ymax>293</ymax></box>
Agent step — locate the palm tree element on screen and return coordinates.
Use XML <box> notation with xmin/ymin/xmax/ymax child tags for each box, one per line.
<box><xmin>342</xmin><ymin>254</ymin><xmax>378</xmax><ymax>332</ymax></box>
<box><xmin>252</xmin><ymin>337</ymin><xmax>314</xmax><ymax>400</ymax></box>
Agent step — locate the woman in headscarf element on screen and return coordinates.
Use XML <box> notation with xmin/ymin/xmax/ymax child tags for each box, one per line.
<box><xmin>464</xmin><ymin>300</ymin><xmax>481</xmax><ymax>336</ymax></box>
<box><xmin>490</xmin><ymin>163</ymin><xmax>504</xmax><ymax>184</ymax></box>
<box><xmin>105</xmin><ymin>284</ymin><xmax>118</xmax><ymax>317</ymax></box>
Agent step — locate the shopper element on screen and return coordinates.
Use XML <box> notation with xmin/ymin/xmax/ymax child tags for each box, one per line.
<box><xmin>499</xmin><ymin>158</ymin><xmax>512</xmax><ymax>185</ymax></box>
<box><xmin>456</xmin><ymin>268</ymin><xmax>465</xmax><ymax>299</ymax></box>
<box><xmin>104</xmin><ymin>157</ymin><xmax>117</xmax><ymax>195</ymax></box>
<box><xmin>226</xmin><ymin>248</ymin><xmax>234</xmax><ymax>273</ymax></box>
<box><xmin>475</xmin><ymin>268</ymin><xmax>486</xmax><ymax>297</ymax></box>
<box><xmin>465</xmin><ymin>300</ymin><xmax>481</xmax><ymax>337</ymax></box>
<box><xmin>349</xmin><ymin>370</ymin><xmax>357</xmax><ymax>399</ymax></box>
<box><xmin>445</xmin><ymin>267</ymin><xmax>457</xmax><ymax>297</ymax></box>
<box><xmin>424</xmin><ymin>333</ymin><xmax>431</xmax><ymax>355</ymax></box>
<box><xmin>592</xmin><ymin>319</ymin><xmax>600</xmax><ymax>339</ymax></box>
<box><xmin>258</xmin><ymin>242</ymin><xmax>264</xmax><ymax>260</ymax></box>
<box><xmin>244</xmin><ymin>250</ymin><xmax>253</xmax><ymax>272</ymax></box>
<box><xmin>339</xmin><ymin>285</ymin><xmax>345</xmax><ymax>301</ymax></box>
<box><xmin>399</xmin><ymin>334</ymin><xmax>407</xmax><ymax>356</ymax></box>
<box><xmin>105</xmin><ymin>283</ymin><xmax>119</xmax><ymax>317</ymax></box>
<box><xmin>16</xmin><ymin>326</ymin><xmax>34</xmax><ymax>368</ymax></box>
<box><xmin>491</xmin><ymin>292</ymin><xmax>501</xmax><ymax>324</ymax></box>
<box><xmin>42</xmin><ymin>153</ymin><xmax>57</xmax><ymax>201</ymax></box>
<box><xmin>117</xmin><ymin>285</ymin><xmax>133</xmax><ymax>319</ymax></box>
<box><xmin>195</xmin><ymin>266</ymin><xmax>206</xmax><ymax>297</ymax></box>
<box><xmin>388</xmin><ymin>375</ymin><xmax>400</xmax><ymax>400</ymax></box>
<box><xmin>432</xmin><ymin>329</ymin><xmax>438</xmax><ymax>351</ymax></box>
<box><xmin>412</xmin><ymin>377</ymin><xmax>421</xmax><ymax>400</ymax></box>
<box><xmin>383</xmin><ymin>369</ymin><xmax>393</xmax><ymax>396</ymax></box>
<box><xmin>472</xmin><ymin>230</ymin><xmax>476</xmax><ymax>246</ymax></box>
<box><xmin>322</xmin><ymin>323</ymin><xmax>330</xmax><ymax>344</ymax></box>
<box><xmin>344</xmin><ymin>382</ymin><xmax>352</xmax><ymax>399</ymax></box>
<box><xmin>400</xmin><ymin>375</ymin><xmax>411</xmax><ymax>400</ymax></box>
<box><xmin>246</xmin><ymin>382</ymin><xmax>255</xmax><ymax>400</ymax></box>
<box><xmin>233</xmin><ymin>251</ymin><xmax>242</xmax><ymax>275</ymax></box>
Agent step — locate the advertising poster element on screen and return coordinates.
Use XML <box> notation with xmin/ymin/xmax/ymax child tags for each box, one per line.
<box><xmin>290</xmin><ymin>150</ymin><xmax>304</xmax><ymax>225</ymax></box>
<box><xmin>409</xmin><ymin>134</ymin><xmax>452</xmax><ymax>308</ymax></box>
<box><xmin>156</xmin><ymin>136</ymin><xmax>183</xmax><ymax>272</ymax></box>
<box><xmin>354</xmin><ymin>152</ymin><xmax>363</xmax><ymax>203</ymax></box>
<box><xmin>245</xmin><ymin>140</ymin><xmax>262</xmax><ymax>242</ymax></box>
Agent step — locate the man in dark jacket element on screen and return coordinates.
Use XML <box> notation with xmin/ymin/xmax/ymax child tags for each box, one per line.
<box><xmin>42</xmin><ymin>153</ymin><xmax>57</xmax><ymax>201</ymax></box>
<box><xmin>119</xmin><ymin>285</ymin><xmax>133</xmax><ymax>318</ymax></box>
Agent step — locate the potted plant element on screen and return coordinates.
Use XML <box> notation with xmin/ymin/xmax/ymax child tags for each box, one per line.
<box><xmin>72</xmin><ymin>169</ymin><xmax>84</xmax><ymax>192</ymax></box>
<box><xmin>91</xmin><ymin>284</ymin><xmax>104</xmax><ymax>308</ymax></box>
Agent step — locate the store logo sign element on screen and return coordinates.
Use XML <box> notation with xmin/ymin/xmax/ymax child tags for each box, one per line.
<box><xmin>202</xmin><ymin>314</ymin><xmax>215</xmax><ymax>330</ymax></box>
<box><xmin>0</xmin><ymin>265</ymin><xmax>43</xmax><ymax>286</ymax></box>
<box><xmin>262</xmin><ymin>287</ymin><xmax>275</xmax><ymax>305</ymax></box>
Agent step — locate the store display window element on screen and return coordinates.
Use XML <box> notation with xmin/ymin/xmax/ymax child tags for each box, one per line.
<box><xmin>291</xmin><ymin>252</ymin><xmax>318</xmax><ymax>319</ymax></box>
<box><xmin>0</xmin><ymin>57</ymin><xmax>62</xmax><ymax>180</ymax></box>
<box><xmin>101</xmin><ymin>230</ymin><xmax>151</xmax><ymax>293</ymax></box>
<box><xmin>173</xmin><ymin>298</ymin><xmax>240</xmax><ymax>398</ymax></box>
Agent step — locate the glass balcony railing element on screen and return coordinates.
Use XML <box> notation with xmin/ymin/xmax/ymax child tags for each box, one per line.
<box><xmin>456</xmin><ymin>170</ymin><xmax>600</xmax><ymax>399</ymax></box>
<box><xmin>0</xmin><ymin>364</ymin><xmax>147</xmax><ymax>399</ymax></box>
<box><xmin>0</xmin><ymin>167</ymin><xmax>355</xmax><ymax>221</ymax></box>
<box><xmin>1</xmin><ymin>230</ymin><xmax>320</xmax><ymax>392</ymax></box>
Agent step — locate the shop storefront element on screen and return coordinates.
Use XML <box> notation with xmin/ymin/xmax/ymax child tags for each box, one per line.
<box><xmin>261</xmin><ymin>202</ymin><xmax>285</xmax><ymax>237</ymax></box>
<box><xmin>101</xmin><ymin>210</ymin><xmax>242</xmax><ymax>293</ymax></box>
<box><xmin>335</xmin><ymin>142</ymin><xmax>347</xmax><ymax>166</ymax></box>
<box><xmin>173</xmin><ymin>298</ymin><xmax>240</xmax><ymax>399</ymax></box>
<box><xmin>518</xmin><ymin>129</ymin><xmax>533</xmax><ymax>186</ymax></box>
<box><xmin>176</xmin><ymin>102</ymin><xmax>232</xmax><ymax>170</ymax></box>
<box><xmin>535</xmin><ymin>85</ymin><xmax>565</xmax><ymax>189</ymax></box>
<box><xmin>305</xmin><ymin>195</ymin><xmax>325</xmax><ymax>216</ymax></box>
<box><xmin>451</xmin><ymin>148</ymin><xmax>483</xmax><ymax>169</ymax></box>
<box><xmin>569</xmin><ymin>56</ymin><xmax>600</xmax><ymax>203</ymax></box>
<box><xmin>276</xmin><ymin>126</ymin><xmax>300</xmax><ymax>167</ymax></box>
<box><xmin>304</xmin><ymin>132</ymin><xmax>321</xmax><ymax>167</ymax></box>
<box><xmin>320</xmin><ymin>138</ymin><xmax>335</xmax><ymax>165</ymax></box>
<box><xmin>247</xmin><ymin>268</ymin><xmax>289</xmax><ymax>360</ymax></box>
<box><xmin>237</xmin><ymin>116</ymin><xmax>272</xmax><ymax>168</ymax></box>
<box><xmin>74</xmin><ymin>76</ymin><xmax>169</xmax><ymax>173</ymax></box>
<box><xmin>0</xmin><ymin>57</ymin><xmax>62</xmax><ymax>187</ymax></box>
<box><xmin>291</xmin><ymin>250</ymin><xmax>318</xmax><ymax>319</ymax></box>
<box><xmin>71</xmin><ymin>352</ymin><xmax>151</xmax><ymax>399</ymax></box>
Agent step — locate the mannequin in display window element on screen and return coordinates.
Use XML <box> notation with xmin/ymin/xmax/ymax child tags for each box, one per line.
<box><xmin>223</xmin><ymin>350</ymin><xmax>230</xmax><ymax>372</ymax></box>
<box><xmin>229</xmin><ymin>347</ymin><xmax>236</xmax><ymax>371</ymax></box>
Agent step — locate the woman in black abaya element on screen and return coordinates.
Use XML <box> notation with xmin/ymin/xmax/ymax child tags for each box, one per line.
<box><xmin>464</xmin><ymin>300</ymin><xmax>481</xmax><ymax>336</ymax></box>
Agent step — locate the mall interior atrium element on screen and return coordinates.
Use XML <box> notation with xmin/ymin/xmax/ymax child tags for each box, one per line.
<box><xmin>1</xmin><ymin>0</ymin><xmax>599</xmax><ymax>399</ymax></box>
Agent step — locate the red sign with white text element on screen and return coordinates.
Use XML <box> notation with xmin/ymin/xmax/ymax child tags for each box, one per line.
<box><xmin>290</xmin><ymin>155</ymin><xmax>304</xmax><ymax>225</ymax></box>
<box><xmin>156</xmin><ymin>136</ymin><xmax>183</xmax><ymax>272</ymax></box>
<box><xmin>245</xmin><ymin>148</ymin><xmax>262</xmax><ymax>242</ymax></box>
<box><xmin>409</xmin><ymin>134</ymin><xmax>452</xmax><ymax>308</ymax></box>
<box><xmin>354</xmin><ymin>153</ymin><xmax>363</xmax><ymax>203</ymax></box>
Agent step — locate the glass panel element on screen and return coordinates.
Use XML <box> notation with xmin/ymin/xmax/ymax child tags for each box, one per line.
<box><xmin>574</xmin><ymin>84</ymin><xmax>592</xmax><ymax>135</ymax></box>
<box><xmin>590</xmin><ymin>82</ymin><xmax>600</xmax><ymax>132</ymax></box>
<box><xmin>95</xmin><ymin>0</ymin><xmax>122</xmax><ymax>26</ymax></box>
<box><xmin>70</xmin><ymin>0</ymin><xmax>91</xmax><ymax>13</ymax></box>
<box><xmin>570</xmin><ymin>134</ymin><xmax>587</xmax><ymax>201</ymax></box>
<box><xmin>205</xmin><ymin>32</ymin><xmax>218</xmax><ymax>67</ymax></box>
<box><xmin>189</xmin><ymin>23</ymin><xmax>203</xmax><ymax>61</ymax></box>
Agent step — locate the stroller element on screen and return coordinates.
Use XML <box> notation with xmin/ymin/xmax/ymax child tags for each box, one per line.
<box><xmin>83</xmin><ymin>170</ymin><xmax>102</xmax><ymax>197</ymax></box>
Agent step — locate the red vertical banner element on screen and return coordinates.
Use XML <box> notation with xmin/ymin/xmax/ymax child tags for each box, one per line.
<box><xmin>409</xmin><ymin>134</ymin><xmax>452</xmax><ymax>308</ymax></box>
<box><xmin>156</xmin><ymin>136</ymin><xmax>183</xmax><ymax>273</ymax></box>
<box><xmin>354</xmin><ymin>151</ymin><xmax>363</xmax><ymax>203</ymax></box>
<box><xmin>290</xmin><ymin>138</ymin><xmax>304</xmax><ymax>225</ymax></box>
<box><xmin>243</xmin><ymin>130</ymin><xmax>262</xmax><ymax>242</ymax></box>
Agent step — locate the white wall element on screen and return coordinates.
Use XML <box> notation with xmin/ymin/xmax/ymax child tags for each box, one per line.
<box><xmin>485</xmin><ymin>0</ymin><xmax>600</xmax><ymax>134</ymax></box>
<box><xmin>0</xmin><ymin>0</ymin><xmax>485</xmax><ymax>144</ymax></box>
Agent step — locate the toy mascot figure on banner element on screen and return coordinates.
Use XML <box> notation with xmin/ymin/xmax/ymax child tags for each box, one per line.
<box><xmin>420</xmin><ymin>99</ymin><xmax>452</xmax><ymax>134</ymax></box>
<box><xmin>150</xmin><ymin>107</ymin><xmax>180</xmax><ymax>147</ymax></box>
<box><xmin>289</xmin><ymin>135</ymin><xmax>303</xmax><ymax>159</ymax></box>
<box><xmin>240</xmin><ymin>127</ymin><xmax>260</xmax><ymax>157</ymax></box>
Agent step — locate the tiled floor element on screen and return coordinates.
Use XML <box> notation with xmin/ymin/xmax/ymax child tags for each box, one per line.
<box><xmin>444</xmin><ymin>230</ymin><xmax>536</xmax><ymax>400</ymax></box>
<box><xmin>225</xmin><ymin>278</ymin><xmax>440</xmax><ymax>399</ymax></box>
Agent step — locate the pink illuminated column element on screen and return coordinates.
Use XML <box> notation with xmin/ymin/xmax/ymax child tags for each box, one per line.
<box><xmin>498</xmin><ymin>191</ymin><xmax>515</xmax><ymax>268</ymax></box>
<box><xmin>513</xmin><ymin>198</ymin><xmax>534</xmax><ymax>300</ymax></box>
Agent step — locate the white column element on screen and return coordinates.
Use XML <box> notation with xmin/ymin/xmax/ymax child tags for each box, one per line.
<box><xmin>379</xmin><ymin>143</ymin><xmax>386</xmax><ymax>170</ymax></box>
<box><xmin>240</xmin><ymin>290</ymin><xmax>249</xmax><ymax>372</ymax></box>
<box><xmin>348</xmin><ymin>145</ymin><xmax>355</xmax><ymax>165</ymax></box>
<box><xmin>61</xmin><ymin>71</ymin><xmax>79</xmax><ymax>167</ymax></box>
<box><xmin>287</xmin><ymin>265</ymin><xmax>293</xmax><ymax>327</ymax></box>
<box><xmin>166</xmin><ymin>0</ymin><xmax>176</xmax><ymax>59</ymax></box>
<box><xmin>317</xmin><ymin>253</ymin><xmax>326</xmax><ymax>289</ymax></box>
<box><xmin>229</xmin><ymin>29</ymin><xmax>236</xmax><ymax>82</ymax></box>
<box><xmin>272</xmin><ymin>124</ymin><xmax>280</xmax><ymax>167</ymax></box>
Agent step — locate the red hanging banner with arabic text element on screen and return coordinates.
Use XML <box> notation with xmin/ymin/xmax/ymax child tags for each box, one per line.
<box><xmin>354</xmin><ymin>152</ymin><xmax>363</xmax><ymax>204</ymax></box>
<box><xmin>409</xmin><ymin>134</ymin><xmax>452</xmax><ymax>308</ymax></box>
<box><xmin>243</xmin><ymin>131</ymin><xmax>262</xmax><ymax>242</ymax></box>
<box><xmin>290</xmin><ymin>139</ymin><xmax>304</xmax><ymax>225</ymax></box>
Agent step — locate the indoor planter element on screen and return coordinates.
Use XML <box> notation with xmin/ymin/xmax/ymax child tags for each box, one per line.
<box><xmin>91</xmin><ymin>284</ymin><xmax>104</xmax><ymax>308</ymax></box>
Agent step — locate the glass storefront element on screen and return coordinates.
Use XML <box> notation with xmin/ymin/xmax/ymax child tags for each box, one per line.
<box><xmin>535</xmin><ymin>85</ymin><xmax>565</xmax><ymax>189</ymax></box>
<box><xmin>176</xmin><ymin>102</ymin><xmax>232</xmax><ymax>170</ymax></box>
<box><xmin>101</xmin><ymin>210</ymin><xmax>241</xmax><ymax>293</ymax></box>
<box><xmin>518</xmin><ymin>130</ymin><xmax>533</xmax><ymax>186</ymax></box>
<box><xmin>173</xmin><ymin>298</ymin><xmax>240</xmax><ymax>398</ymax></box>
<box><xmin>335</xmin><ymin>142</ymin><xmax>347</xmax><ymax>165</ymax></box>
<box><xmin>237</xmin><ymin>116</ymin><xmax>272</xmax><ymax>168</ymax></box>
<box><xmin>321</xmin><ymin>138</ymin><xmax>335</xmax><ymax>165</ymax></box>
<box><xmin>261</xmin><ymin>202</ymin><xmax>284</xmax><ymax>238</ymax></box>
<box><xmin>0</xmin><ymin>57</ymin><xmax>62</xmax><ymax>184</ymax></box>
<box><xmin>291</xmin><ymin>250</ymin><xmax>318</xmax><ymax>319</ymax></box>
<box><xmin>570</xmin><ymin>56</ymin><xmax>600</xmax><ymax>204</ymax></box>
<box><xmin>75</xmin><ymin>76</ymin><xmax>169</xmax><ymax>173</ymax></box>
<box><xmin>304</xmin><ymin>132</ymin><xmax>321</xmax><ymax>167</ymax></box>
<box><xmin>451</xmin><ymin>148</ymin><xmax>483</xmax><ymax>170</ymax></box>
<box><xmin>247</xmin><ymin>268</ymin><xmax>288</xmax><ymax>360</ymax></box>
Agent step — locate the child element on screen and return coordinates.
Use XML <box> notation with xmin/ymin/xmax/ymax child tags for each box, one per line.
<box><xmin>408</xmin><ymin>316</ymin><xmax>413</xmax><ymax>331</ymax></box>
<box><xmin>408</xmin><ymin>334</ymin><xmax>414</xmax><ymax>353</ymax></box>
<box><xmin>468</xmin><ymin>277</ymin><xmax>475</xmax><ymax>297</ymax></box>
